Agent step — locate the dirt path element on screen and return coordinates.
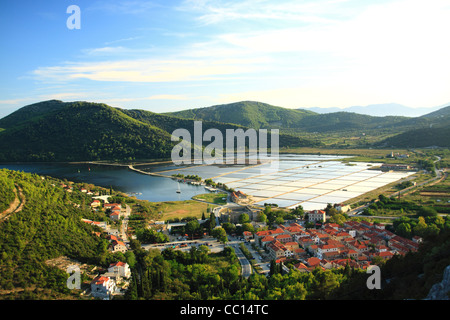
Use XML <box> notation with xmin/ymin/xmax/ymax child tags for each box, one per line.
<box><xmin>0</xmin><ymin>183</ymin><xmax>25</xmax><ymax>222</ymax></box>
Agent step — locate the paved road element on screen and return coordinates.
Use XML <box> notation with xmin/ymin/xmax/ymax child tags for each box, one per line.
<box><xmin>243</xmin><ymin>241</ymin><xmax>270</xmax><ymax>275</ymax></box>
<box><xmin>231</xmin><ymin>244</ymin><xmax>252</xmax><ymax>278</ymax></box>
<box><xmin>142</xmin><ymin>237</ymin><xmax>225</xmax><ymax>253</ymax></box>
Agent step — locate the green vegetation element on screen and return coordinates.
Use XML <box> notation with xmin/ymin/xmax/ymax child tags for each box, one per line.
<box><xmin>192</xmin><ymin>192</ymin><xmax>228</xmax><ymax>205</ymax></box>
<box><xmin>1</xmin><ymin>100</ymin><xmax>449</xmax><ymax>164</ymax></box>
<box><xmin>0</xmin><ymin>100</ymin><xmax>315</xmax><ymax>162</ymax></box>
<box><xmin>0</xmin><ymin>169</ymin><xmax>129</xmax><ymax>299</ymax></box>
<box><xmin>136</xmin><ymin>228</ymin><xmax>169</xmax><ymax>244</ymax></box>
<box><xmin>166</xmin><ymin>100</ymin><xmax>450</xmax><ymax>147</ymax></box>
<box><xmin>166</xmin><ymin>101</ymin><xmax>316</xmax><ymax>129</ymax></box>
<box><xmin>363</xmin><ymin>192</ymin><xmax>450</xmax><ymax>217</ymax></box>
<box><xmin>0</xmin><ymin>170</ymin><xmax>16</xmax><ymax>213</ymax></box>
<box><xmin>0</xmin><ymin>101</ymin><xmax>174</xmax><ymax>162</ymax></box>
<box><xmin>1</xmin><ymin>166</ymin><xmax>450</xmax><ymax>300</ymax></box>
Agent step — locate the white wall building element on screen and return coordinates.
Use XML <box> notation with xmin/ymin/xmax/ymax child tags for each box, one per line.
<box><xmin>91</xmin><ymin>276</ymin><xmax>116</xmax><ymax>299</ymax></box>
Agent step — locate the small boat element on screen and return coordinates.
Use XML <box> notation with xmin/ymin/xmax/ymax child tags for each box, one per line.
<box><xmin>176</xmin><ymin>182</ymin><xmax>181</xmax><ymax>193</ymax></box>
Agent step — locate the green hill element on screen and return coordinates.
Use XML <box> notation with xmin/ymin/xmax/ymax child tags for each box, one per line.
<box><xmin>0</xmin><ymin>100</ymin><xmax>315</xmax><ymax>162</ymax></box>
<box><xmin>0</xmin><ymin>101</ymin><xmax>175</xmax><ymax>162</ymax></box>
<box><xmin>166</xmin><ymin>101</ymin><xmax>413</xmax><ymax>133</ymax></box>
<box><xmin>379</xmin><ymin>124</ymin><xmax>450</xmax><ymax>148</ymax></box>
<box><xmin>165</xmin><ymin>101</ymin><xmax>317</xmax><ymax>129</ymax></box>
<box><xmin>0</xmin><ymin>169</ymin><xmax>115</xmax><ymax>299</ymax></box>
<box><xmin>294</xmin><ymin>112</ymin><xmax>409</xmax><ymax>132</ymax></box>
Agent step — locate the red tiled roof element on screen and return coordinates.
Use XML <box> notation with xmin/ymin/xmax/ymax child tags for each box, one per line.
<box><xmin>92</xmin><ymin>276</ymin><xmax>110</xmax><ymax>285</ymax></box>
<box><xmin>307</xmin><ymin>257</ymin><xmax>321</xmax><ymax>267</ymax></box>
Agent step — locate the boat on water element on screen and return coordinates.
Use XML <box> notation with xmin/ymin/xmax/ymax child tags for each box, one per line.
<box><xmin>176</xmin><ymin>182</ymin><xmax>181</xmax><ymax>193</ymax></box>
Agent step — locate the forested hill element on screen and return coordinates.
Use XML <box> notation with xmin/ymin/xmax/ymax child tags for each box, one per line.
<box><xmin>378</xmin><ymin>125</ymin><xmax>450</xmax><ymax>148</ymax></box>
<box><xmin>1</xmin><ymin>100</ymin><xmax>449</xmax><ymax>162</ymax></box>
<box><xmin>165</xmin><ymin>101</ymin><xmax>317</xmax><ymax>129</ymax></box>
<box><xmin>165</xmin><ymin>100</ymin><xmax>411</xmax><ymax>132</ymax></box>
<box><xmin>0</xmin><ymin>101</ymin><xmax>174</xmax><ymax>162</ymax></box>
<box><xmin>0</xmin><ymin>100</ymin><xmax>315</xmax><ymax>162</ymax></box>
<box><xmin>0</xmin><ymin>169</ymin><xmax>116</xmax><ymax>299</ymax></box>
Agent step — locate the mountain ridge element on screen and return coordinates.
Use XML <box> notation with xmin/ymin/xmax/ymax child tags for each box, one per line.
<box><xmin>301</xmin><ymin>103</ymin><xmax>445</xmax><ymax>117</ymax></box>
<box><xmin>1</xmin><ymin>99</ymin><xmax>449</xmax><ymax>162</ymax></box>
<box><xmin>0</xmin><ymin>100</ymin><xmax>314</xmax><ymax>162</ymax></box>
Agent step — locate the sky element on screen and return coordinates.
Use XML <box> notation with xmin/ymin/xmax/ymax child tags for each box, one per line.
<box><xmin>1</xmin><ymin>0</ymin><xmax>450</xmax><ymax>118</ymax></box>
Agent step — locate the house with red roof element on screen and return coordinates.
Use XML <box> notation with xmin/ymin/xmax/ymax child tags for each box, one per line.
<box><xmin>260</xmin><ymin>236</ymin><xmax>275</xmax><ymax>247</ymax></box>
<box><xmin>90</xmin><ymin>199</ymin><xmax>101</xmax><ymax>208</ymax></box>
<box><xmin>306</xmin><ymin>257</ymin><xmax>321</xmax><ymax>268</ymax></box>
<box><xmin>307</xmin><ymin>210</ymin><xmax>326</xmax><ymax>223</ymax></box>
<box><xmin>275</xmin><ymin>234</ymin><xmax>292</xmax><ymax>244</ymax></box>
<box><xmin>91</xmin><ymin>276</ymin><xmax>116</xmax><ymax>299</ymax></box>
<box><xmin>293</xmin><ymin>262</ymin><xmax>310</xmax><ymax>273</ymax></box>
<box><xmin>110</xmin><ymin>240</ymin><xmax>127</xmax><ymax>253</ymax></box>
<box><xmin>108</xmin><ymin>261</ymin><xmax>131</xmax><ymax>279</ymax></box>
<box><xmin>267</xmin><ymin>241</ymin><xmax>288</xmax><ymax>260</ymax></box>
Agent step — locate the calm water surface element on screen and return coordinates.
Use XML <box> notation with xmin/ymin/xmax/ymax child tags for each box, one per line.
<box><xmin>0</xmin><ymin>163</ymin><xmax>207</xmax><ymax>202</ymax></box>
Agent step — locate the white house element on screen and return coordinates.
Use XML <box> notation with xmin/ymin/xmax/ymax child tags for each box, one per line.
<box><xmin>316</xmin><ymin>244</ymin><xmax>339</xmax><ymax>260</ymax></box>
<box><xmin>91</xmin><ymin>276</ymin><xmax>116</xmax><ymax>299</ymax></box>
<box><xmin>308</xmin><ymin>210</ymin><xmax>326</xmax><ymax>223</ymax></box>
<box><xmin>110</xmin><ymin>240</ymin><xmax>127</xmax><ymax>253</ymax></box>
<box><xmin>108</xmin><ymin>261</ymin><xmax>131</xmax><ymax>279</ymax></box>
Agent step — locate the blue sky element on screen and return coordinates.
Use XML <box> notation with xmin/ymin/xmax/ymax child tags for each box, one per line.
<box><xmin>1</xmin><ymin>0</ymin><xmax>450</xmax><ymax>118</ymax></box>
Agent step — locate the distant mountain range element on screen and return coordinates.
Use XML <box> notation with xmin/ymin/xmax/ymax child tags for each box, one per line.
<box><xmin>302</xmin><ymin>103</ymin><xmax>445</xmax><ymax>117</ymax></box>
<box><xmin>0</xmin><ymin>99</ymin><xmax>449</xmax><ymax>162</ymax></box>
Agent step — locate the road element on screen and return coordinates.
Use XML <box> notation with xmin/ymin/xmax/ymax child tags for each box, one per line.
<box><xmin>230</xmin><ymin>244</ymin><xmax>252</xmax><ymax>278</ymax></box>
<box><xmin>142</xmin><ymin>237</ymin><xmax>225</xmax><ymax>253</ymax></box>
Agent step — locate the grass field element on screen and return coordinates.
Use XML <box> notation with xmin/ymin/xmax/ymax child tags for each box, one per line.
<box><xmin>147</xmin><ymin>200</ymin><xmax>217</xmax><ymax>222</ymax></box>
<box><xmin>192</xmin><ymin>193</ymin><xmax>228</xmax><ymax>205</ymax></box>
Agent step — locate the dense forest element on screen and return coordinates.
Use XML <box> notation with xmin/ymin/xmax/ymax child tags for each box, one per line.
<box><xmin>0</xmin><ymin>100</ymin><xmax>315</xmax><ymax>162</ymax></box>
<box><xmin>0</xmin><ymin>171</ymin><xmax>15</xmax><ymax>213</ymax></box>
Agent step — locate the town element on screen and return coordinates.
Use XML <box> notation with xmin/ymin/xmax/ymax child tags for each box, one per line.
<box><xmin>77</xmin><ymin>180</ymin><xmax>422</xmax><ymax>299</ymax></box>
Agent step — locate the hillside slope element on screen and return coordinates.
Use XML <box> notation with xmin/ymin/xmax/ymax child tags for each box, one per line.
<box><xmin>166</xmin><ymin>101</ymin><xmax>411</xmax><ymax>132</ymax></box>
<box><xmin>0</xmin><ymin>100</ymin><xmax>315</xmax><ymax>162</ymax></box>
<box><xmin>0</xmin><ymin>101</ymin><xmax>174</xmax><ymax>162</ymax></box>
<box><xmin>0</xmin><ymin>169</ymin><xmax>111</xmax><ymax>299</ymax></box>
<box><xmin>166</xmin><ymin>101</ymin><xmax>316</xmax><ymax>129</ymax></box>
<box><xmin>379</xmin><ymin>124</ymin><xmax>450</xmax><ymax>148</ymax></box>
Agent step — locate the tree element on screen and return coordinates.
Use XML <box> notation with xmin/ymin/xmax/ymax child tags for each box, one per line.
<box><xmin>325</xmin><ymin>203</ymin><xmax>338</xmax><ymax>216</ymax></box>
<box><xmin>378</xmin><ymin>194</ymin><xmax>389</xmax><ymax>204</ymax></box>
<box><xmin>221</xmin><ymin>222</ymin><xmax>236</xmax><ymax>234</ymax></box>
<box><xmin>238</xmin><ymin>213</ymin><xmax>250</xmax><ymax>224</ymax></box>
<box><xmin>396</xmin><ymin>222</ymin><xmax>412</xmax><ymax>238</ymax></box>
<box><xmin>185</xmin><ymin>220</ymin><xmax>201</xmax><ymax>240</ymax></box>
<box><xmin>241</xmin><ymin>223</ymin><xmax>254</xmax><ymax>234</ymax></box>
<box><xmin>418</xmin><ymin>206</ymin><xmax>438</xmax><ymax>217</ymax></box>
<box><xmin>212</xmin><ymin>227</ymin><xmax>228</xmax><ymax>244</ymax></box>
<box><xmin>209</xmin><ymin>212</ymin><xmax>216</xmax><ymax>232</ymax></box>
<box><xmin>256</xmin><ymin>212</ymin><xmax>267</xmax><ymax>223</ymax></box>
<box><xmin>275</xmin><ymin>216</ymin><xmax>285</xmax><ymax>225</ymax></box>
<box><xmin>413</xmin><ymin>217</ymin><xmax>428</xmax><ymax>237</ymax></box>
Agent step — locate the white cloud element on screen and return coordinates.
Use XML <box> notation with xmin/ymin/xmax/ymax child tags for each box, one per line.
<box><xmin>28</xmin><ymin>0</ymin><xmax>450</xmax><ymax>110</ymax></box>
<box><xmin>32</xmin><ymin>56</ymin><xmax>268</xmax><ymax>83</ymax></box>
